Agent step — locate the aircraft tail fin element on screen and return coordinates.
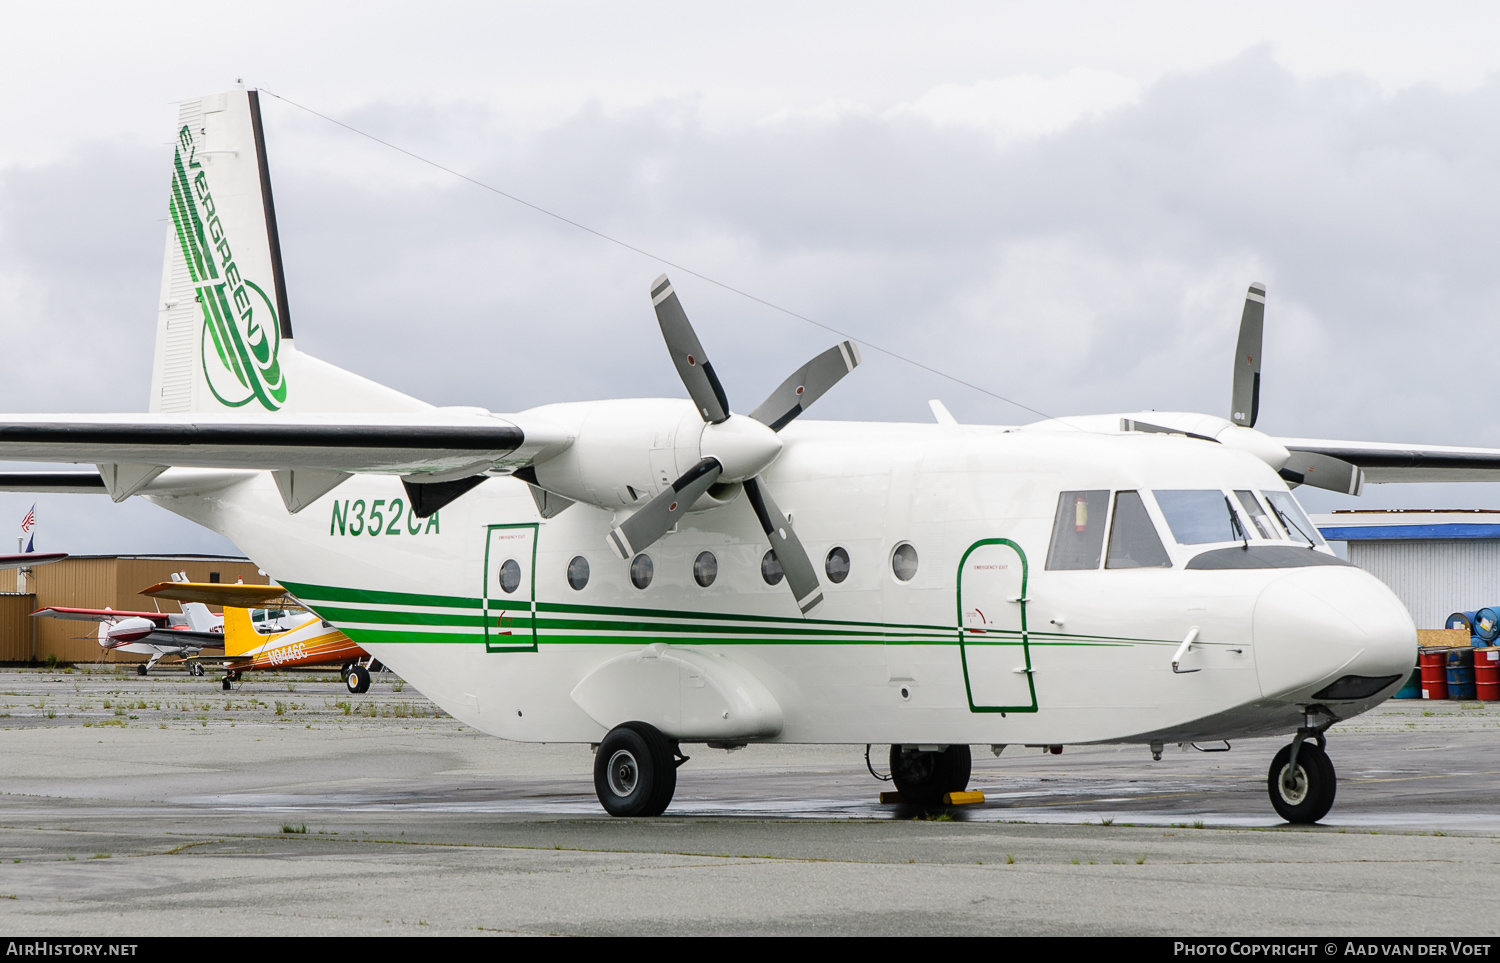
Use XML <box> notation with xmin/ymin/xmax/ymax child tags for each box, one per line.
<box><xmin>223</xmin><ymin>605</ymin><xmax>258</xmax><ymax>658</ymax></box>
<box><xmin>179</xmin><ymin>602</ymin><xmax>218</xmax><ymax>633</ymax></box>
<box><xmin>149</xmin><ymin>89</ymin><xmax>427</xmax><ymax>416</ymax></box>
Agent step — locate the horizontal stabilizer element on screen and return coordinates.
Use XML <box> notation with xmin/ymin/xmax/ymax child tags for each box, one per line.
<box><xmin>0</xmin><ymin>472</ymin><xmax>105</xmax><ymax>493</ymax></box>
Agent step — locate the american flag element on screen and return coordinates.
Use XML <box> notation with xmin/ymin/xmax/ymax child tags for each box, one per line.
<box><xmin>20</xmin><ymin>503</ymin><xmax>34</xmax><ymax>552</ymax></box>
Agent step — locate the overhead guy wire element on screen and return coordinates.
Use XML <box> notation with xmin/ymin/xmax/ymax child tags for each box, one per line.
<box><xmin>256</xmin><ymin>88</ymin><xmax>1059</xmax><ymax>422</ymax></box>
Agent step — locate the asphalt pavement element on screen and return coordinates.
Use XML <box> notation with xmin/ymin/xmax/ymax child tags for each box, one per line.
<box><xmin>0</xmin><ymin>665</ymin><xmax>1495</xmax><ymax>936</ymax></box>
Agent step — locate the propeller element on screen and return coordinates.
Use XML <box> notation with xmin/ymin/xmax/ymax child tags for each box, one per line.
<box><xmin>607</xmin><ymin>275</ymin><xmax>861</xmax><ymax>615</ymax></box>
<box><xmin>1227</xmin><ymin>283</ymin><xmax>1365</xmax><ymax>495</ymax></box>
<box><xmin>1229</xmin><ymin>283</ymin><xmax>1264</xmax><ymax>428</ymax></box>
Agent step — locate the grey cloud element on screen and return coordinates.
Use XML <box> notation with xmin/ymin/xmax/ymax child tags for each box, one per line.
<box><xmin>6</xmin><ymin>50</ymin><xmax>1500</xmax><ymax>551</ymax></box>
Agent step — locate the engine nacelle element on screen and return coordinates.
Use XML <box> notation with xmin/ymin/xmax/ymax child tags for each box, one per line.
<box><xmin>522</xmin><ymin>399</ymin><xmax>777</xmax><ymax>515</ymax></box>
<box><xmin>104</xmin><ymin>617</ymin><xmax>155</xmax><ymax>645</ymax></box>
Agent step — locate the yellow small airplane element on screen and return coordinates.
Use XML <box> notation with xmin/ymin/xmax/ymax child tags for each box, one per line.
<box><xmin>141</xmin><ymin>581</ymin><xmax>380</xmax><ymax>692</ymax></box>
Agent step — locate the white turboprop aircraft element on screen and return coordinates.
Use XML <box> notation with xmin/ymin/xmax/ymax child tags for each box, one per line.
<box><xmin>3</xmin><ymin>88</ymin><xmax>1497</xmax><ymax>822</ymax></box>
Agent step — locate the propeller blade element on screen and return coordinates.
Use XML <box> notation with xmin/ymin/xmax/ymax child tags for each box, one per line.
<box><xmin>748</xmin><ymin>341</ymin><xmax>862</xmax><ymax>432</ymax></box>
<box><xmin>1279</xmin><ymin>450</ymin><xmax>1364</xmax><ymax>496</ymax></box>
<box><xmin>1229</xmin><ymin>282</ymin><xmax>1265</xmax><ymax>428</ymax></box>
<box><xmin>651</xmin><ymin>275</ymin><xmax>731</xmax><ymax>424</ymax></box>
<box><xmin>743</xmin><ymin>476</ymin><xmax>824</xmax><ymax>615</ymax></box>
<box><xmin>606</xmin><ymin>458</ymin><xmax>723</xmax><ymax>559</ymax></box>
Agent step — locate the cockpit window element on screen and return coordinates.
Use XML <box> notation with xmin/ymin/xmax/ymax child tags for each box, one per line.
<box><xmin>1234</xmin><ymin>490</ymin><xmax>1279</xmax><ymax>539</ymax></box>
<box><xmin>1263</xmin><ymin>491</ymin><xmax>1326</xmax><ymax>547</ymax></box>
<box><xmin>1105</xmin><ymin>491</ymin><xmax>1172</xmax><ymax>569</ymax></box>
<box><xmin>1154</xmin><ymin>490</ymin><xmax>1241</xmax><ymax>545</ymax></box>
<box><xmin>249</xmin><ymin>607</ymin><xmax>293</xmax><ymax>634</ymax></box>
<box><xmin>1046</xmin><ymin>490</ymin><xmax>1109</xmax><ymax>570</ymax></box>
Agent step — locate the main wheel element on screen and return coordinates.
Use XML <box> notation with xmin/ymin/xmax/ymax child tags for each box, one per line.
<box><xmin>136</xmin><ymin>664</ymin><xmax>148</xmax><ymax>677</ymax></box>
<box><xmin>1267</xmin><ymin>741</ymin><xmax>1337</xmax><ymax>824</ymax></box>
<box><xmin>189</xmin><ymin>663</ymin><xmax>205</xmax><ymax>677</ymax></box>
<box><xmin>889</xmin><ymin>744</ymin><xmax>973</xmax><ymax>804</ymax></box>
<box><xmin>593</xmin><ymin>722</ymin><xmax>678</xmax><ymax>817</ymax></box>
<box><xmin>221</xmin><ymin>678</ymin><xmax>232</xmax><ymax>691</ymax></box>
<box><xmin>346</xmin><ymin>665</ymin><xmax>371</xmax><ymax>694</ymax></box>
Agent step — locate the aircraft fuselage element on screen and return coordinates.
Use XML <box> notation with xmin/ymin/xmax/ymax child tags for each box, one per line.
<box><xmin>148</xmin><ymin>406</ymin><xmax>1417</xmax><ymax>749</ymax></box>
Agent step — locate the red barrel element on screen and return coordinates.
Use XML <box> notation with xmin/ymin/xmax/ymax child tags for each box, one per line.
<box><xmin>1419</xmin><ymin>648</ymin><xmax>1449</xmax><ymax>700</ymax></box>
<box><xmin>1475</xmin><ymin>646</ymin><xmax>1500</xmax><ymax>702</ymax></box>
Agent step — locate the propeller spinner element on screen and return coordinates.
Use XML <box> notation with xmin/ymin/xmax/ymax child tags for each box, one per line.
<box><xmin>608</xmin><ymin>275</ymin><xmax>861</xmax><ymax>615</ymax></box>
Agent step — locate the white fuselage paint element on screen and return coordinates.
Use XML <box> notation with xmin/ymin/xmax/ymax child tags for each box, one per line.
<box><xmin>145</xmin><ymin>408</ymin><xmax>1417</xmax><ymax>747</ymax></box>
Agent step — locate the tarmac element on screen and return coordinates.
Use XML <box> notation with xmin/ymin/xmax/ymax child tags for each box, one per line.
<box><xmin>1</xmin><ymin>664</ymin><xmax>1497</xmax><ymax>936</ymax></box>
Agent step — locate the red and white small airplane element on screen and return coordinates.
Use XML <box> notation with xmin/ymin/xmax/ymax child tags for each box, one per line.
<box><xmin>34</xmin><ymin>573</ymin><xmax>222</xmax><ymax>675</ymax></box>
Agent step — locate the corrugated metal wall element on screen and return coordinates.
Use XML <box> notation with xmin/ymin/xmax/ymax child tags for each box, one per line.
<box><xmin>0</xmin><ymin>557</ymin><xmax>267</xmax><ymax>664</ymax></box>
<box><xmin>1347</xmin><ymin>539</ymin><xmax>1500</xmax><ymax>629</ymax></box>
<box><xmin>0</xmin><ymin>593</ymin><xmax>36</xmax><ymax>661</ymax></box>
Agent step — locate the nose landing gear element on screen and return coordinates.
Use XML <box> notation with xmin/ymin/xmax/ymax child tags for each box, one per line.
<box><xmin>1268</xmin><ymin>709</ymin><xmax>1337</xmax><ymax>824</ymax></box>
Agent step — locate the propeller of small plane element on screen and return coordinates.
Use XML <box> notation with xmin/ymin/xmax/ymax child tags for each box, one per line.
<box><xmin>1228</xmin><ymin>283</ymin><xmax>1363</xmax><ymax>495</ymax></box>
<box><xmin>605</xmin><ymin>275</ymin><xmax>861</xmax><ymax>615</ymax></box>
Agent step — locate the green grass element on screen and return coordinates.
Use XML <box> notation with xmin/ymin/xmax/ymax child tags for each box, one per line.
<box><xmin>281</xmin><ymin>823</ymin><xmax>307</xmax><ymax>834</ymax></box>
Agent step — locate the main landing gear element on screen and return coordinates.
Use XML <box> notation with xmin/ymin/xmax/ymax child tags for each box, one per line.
<box><xmin>1267</xmin><ymin>711</ymin><xmax>1338</xmax><ymax>824</ymax></box>
<box><xmin>593</xmin><ymin>722</ymin><xmax>686</xmax><ymax>817</ymax></box>
<box><xmin>221</xmin><ymin>670</ymin><xmax>240</xmax><ymax>691</ymax></box>
<box><xmin>889</xmin><ymin>744</ymin><xmax>972</xmax><ymax>804</ymax></box>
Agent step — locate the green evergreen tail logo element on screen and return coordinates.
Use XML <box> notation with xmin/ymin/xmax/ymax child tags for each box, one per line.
<box><xmin>167</xmin><ymin>125</ymin><xmax>287</xmax><ymax>410</ymax></box>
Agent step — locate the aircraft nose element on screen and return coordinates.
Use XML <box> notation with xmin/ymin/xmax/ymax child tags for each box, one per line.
<box><xmin>1253</xmin><ymin>564</ymin><xmax>1416</xmax><ymax>703</ymax></box>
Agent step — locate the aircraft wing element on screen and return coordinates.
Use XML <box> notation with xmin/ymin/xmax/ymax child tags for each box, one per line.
<box><xmin>140</xmin><ymin>581</ymin><xmax>294</xmax><ymax>608</ymax></box>
<box><xmin>0</xmin><ymin>413</ymin><xmax>568</xmax><ymax>474</ymax></box>
<box><xmin>1276</xmin><ymin>438</ymin><xmax>1500</xmax><ymax>483</ymax></box>
<box><xmin>33</xmin><ymin>607</ymin><xmax>172</xmax><ymax>624</ymax></box>
<box><xmin>0</xmin><ymin>552</ymin><xmax>66</xmax><ymax>570</ymax></box>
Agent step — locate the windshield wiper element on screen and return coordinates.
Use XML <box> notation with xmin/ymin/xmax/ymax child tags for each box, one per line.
<box><xmin>1225</xmin><ymin>496</ymin><xmax>1249</xmax><ymax>550</ymax></box>
<box><xmin>1272</xmin><ymin>505</ymin><xmax>1315</xmax><ymax>548</ymax></box>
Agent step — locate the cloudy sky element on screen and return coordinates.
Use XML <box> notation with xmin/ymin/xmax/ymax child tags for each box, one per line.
<box><xmin>2</xmin><ymin>1</ymin><xmax>1500</xmax><ymax>555</ymax></box>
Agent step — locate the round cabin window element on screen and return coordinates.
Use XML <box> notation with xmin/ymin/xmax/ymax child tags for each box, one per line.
<box><xmin>693</xmin><ymin>551</ymin><xmax>718</xmax><ymax>588</ymax></box>
<box><xmin>825</xmin><ymin>546</ymin><xmax>850</xmax><ymax>584</ymax></box>
<box><xmin>498</xmin><ymin>559</ymin><xmax>522</xmax><ymax>594</ymax></box>
<box><xmin>891</xmin><ymin>542</ymin><xmax>919</xmax><ymax>582</ymax></box>
<box><xmin>630</xmin><ymin>553</ymin><xmax>654</xmax><ymax>590</ymax></box>
<box><xmin>761</xmin><ymin>549</ymin><xmax>784</xmax><ymax>586</ymax></box>
<box><xmin>566</xmin><ymin>555</ymin><xmax>590</xmax><ymax>591</ymax></box>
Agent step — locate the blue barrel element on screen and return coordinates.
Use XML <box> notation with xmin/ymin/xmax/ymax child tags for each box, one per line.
<box><xmin>1447</xmin><ymin>647</ymin><xmax>1477</xmax><ymax>698</ymax></box>
<box><xmin>1449</xmin><ymin>611</ymin><xmax>1479</xmax><ymax>632</ymax></box>
<box><xmin>1475</xmin><ymin>608</ymin><xmax>1500</xmax><ymax>643</ymax></box>
<box><xmin>1394</xmin><ymin>668</ymin><xmax>1422</xmax><ymax>698</ymax></box>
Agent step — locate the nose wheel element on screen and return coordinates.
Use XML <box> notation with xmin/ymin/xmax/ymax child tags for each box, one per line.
<box><xmin>1267</xmin><ymin>738</ymin><xmax>1336</xmax><ymax>824</ymax></box>
<box><xmin>345</xmin><ymin>665</ymin><xmax>371</xmax><ymax>694</ymax></box>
